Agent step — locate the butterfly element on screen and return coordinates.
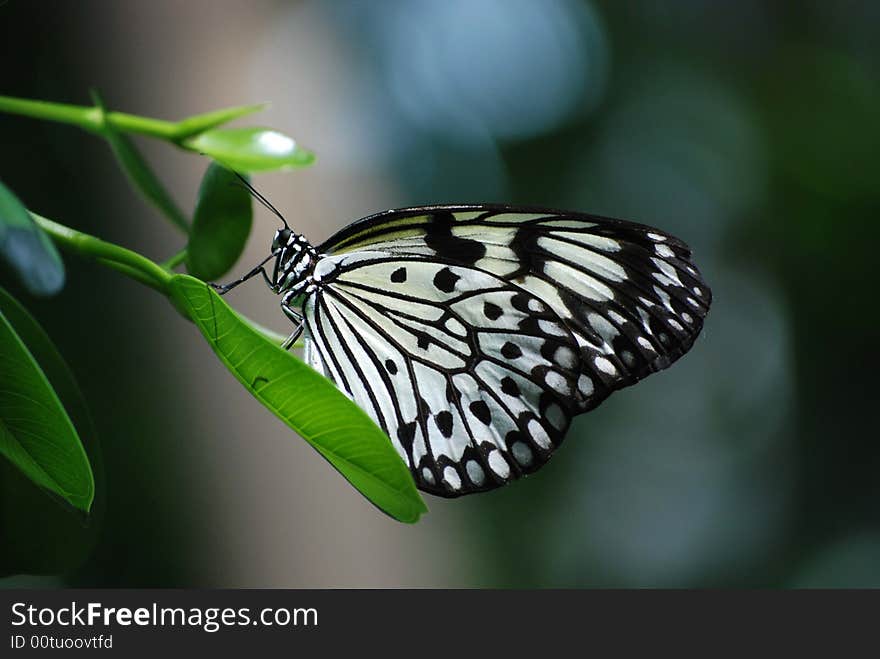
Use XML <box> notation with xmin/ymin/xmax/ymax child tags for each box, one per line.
<box><xmin>217</xmin><ymin>186</ymin><xmax>711</xmax><ymax>498</ymax></box>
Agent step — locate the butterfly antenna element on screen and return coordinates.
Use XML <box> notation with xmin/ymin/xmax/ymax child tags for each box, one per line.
<box><xmin>231</xmin><ymin>171</ymin><xmax>290</xmax><ymax>229</ymax></box>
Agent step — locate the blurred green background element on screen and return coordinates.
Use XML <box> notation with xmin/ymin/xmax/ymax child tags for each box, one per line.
<box><xmin>2</xmin><ymin>0</ymin><xmax>879</xmax><ymax>587</ymax></box>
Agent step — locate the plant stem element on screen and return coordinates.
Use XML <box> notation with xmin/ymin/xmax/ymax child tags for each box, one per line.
<box><xmin>31</xmin><ymin>213</ymin><xmax>172</xmax><ymax>294</ymax></box>
<box><xmin>95</xmin><ymin>258</ymin><xmax>167</xmax><ymax>292</ymax></box>
<box><xmin>30</xmin><ymin>212</ymin><xmax>292</xmax><ymax>346</ymax></box>
<box><xmin>0</xmin><ymin>95</ymin><xmax>174</xmax><ymax>138</ymax></box>
<box><xmin>0</xmin><ymin>95</ymin><xmax>265</xmax><ymax>142</ymax></box>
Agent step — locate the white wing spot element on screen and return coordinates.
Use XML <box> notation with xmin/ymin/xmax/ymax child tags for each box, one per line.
<box><xmin>512</xmin><ymin>441</ymin><xmax>534</xmax><ymax>466</ymax></box>
<box><xmin>594</xmin><ymin>356</ymin><xmax>617</xmax><ymax>376</ymax></box>
<box><xmin>527</xmin><ymin>298</ymin><xmax>545</xmax><ymax>313</ymax></box>
<box><xmin>654</xmin><ymin>286</ymin><xmax>674</xmax><ymax>311</ymax></box>
<box><xmin>577</xmin><ymin>374</ymin><xmax>594</xmax><ymax>396</ymax></box>
<box><xmin>653</xmin><ymin>271</ymin><xmax>675</xmax><ymax>288</ymax></box>
<box><xmin>466</xmin><ymin>460</ymin><xmax>486</xmax><ymax>486</ymax></box>
<box><xmin>588</xmin><ymin>313</ymin><xmax>619</xmax><ymax>343</ymax></box>
<box><xmin>656</xmin><ymin>244</ymin><xmax>675</xmax><ymax>258</ymax></box>
<box><xmin>544</xmin><ymin>370</ymin><xmax>570</xmax><ymax>396</ymax></box>
<box><xmin>554</xmin><ymin>345</ymin><xmax>578</xmax><ymax>369</ymax></box>
<box><xmin>547</xmin><ymin>230</ymin><xmax>621</xmax><ymax>251</ymax></box>
<box><xmin>668</xmin><ymin>319</ymin><xmax>684</xmax><ymax>332</ymax></box>
<box><xmin>637</xmin><ymin>336</ymin><xmax>653</xmax><ymax>351</ymax></box>
<box><xmin>546</xmin><ymin>403</ymin><xmax>566</xmax><ymax>431</ymax></box>
<box><xmin>443</xmin><ymin>466</ymin><xmax>461</xmax><ymax>490</ymax></box>
<box><xmin>652</xmin><ymin>258</ymin><xmax>683</xmax><ymax>287</ymax></box>
<box><xmin>538</xmin><ymin>319</ymin><xmax>568</xmax><ymax>337</ymax></box>
<box><xmin>543</xmin><ymin>262</ymin><xmax>614</xmax><ymax>301</ymax></box>
<box><xmin>647</xmin><ymin>232</ymin><xmax>666</xmax><ymax>242</ymax></box>
<box><xmin>687</xmin><ymin>297</ymin><xmax>699</xmax><ymax>308</ymax></box>
<box><xmin>608</xmin><ymin>310</ymin><xmax>628</xmax><ymax>326</ymax></box>
<box><xmin>421</xmin><ymin>468</ymin><xmax>435</xmax><ymax>485</ymax></box>
<box><xmin>528</xmin><ymin>419</ymin><xmax>552</xmax><ymax>449</ymax></box>
<box><xmin>488</xmin><ymin>451</ymin><xmax>510</xmax><ymax>478</ymax></box>
<box><xmin>693</xmin><ymin>286</ymin><xmax>703</xmax><ymax>296</ymax></box>
<box><xmin>682</xmin><ymin>312</ymin><xmax>693</xmax><ymax>324</ymax></box>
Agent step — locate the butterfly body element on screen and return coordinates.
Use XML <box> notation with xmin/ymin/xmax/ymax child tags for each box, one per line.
<box><xmin>251</xmin><ymin>205</ymin><xmax>711</xmax><ymax>497</ymax></box>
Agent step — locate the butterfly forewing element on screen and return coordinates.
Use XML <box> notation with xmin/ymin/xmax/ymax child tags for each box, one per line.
<box><xmin>303</xmin><ymin>253</ymin><xmax>585</xmax><ymax>496</ymax></box>
<box><xmin>318</xmin><ymin>207</ymin><xmax>711</xmax><ymax>414</ymax></box>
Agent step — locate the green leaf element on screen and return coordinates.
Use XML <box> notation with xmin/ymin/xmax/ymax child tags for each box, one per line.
<box><xmin>0</xmin><ymin>297</ymin><xmax>93</xmax><ymax>513</ymax></box>
<box><xmin>186</xmin><ymin>163</ymin><xmax>253</xmax><ymax>281</ymax></box>
<box><xmin>92</xmin><ymin>93</ymin><xmax>189</xmax><ymax>233</ymax></box>
<box><xmin>183</xmin><ymin>127</ymin><xmax>316</xmax><ymax>172</ymax></box>
<box><xmin>0</xmin><ymin>179</ymin><xmax>65</xmax><ymax>296</ymax></box>
<box><xmin>0</xmin><ymin>287</ymin><xmax>103</xmax><ymax>576</ymax></box>
<box><xmin>168</xmin><ymin>274</ymin><xmax>427</xmax><ymax>523</ymax></box>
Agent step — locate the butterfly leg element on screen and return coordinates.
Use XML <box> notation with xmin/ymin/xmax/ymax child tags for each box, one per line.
<box><xmin>281</xmin><ymin>304</ymin><xmax>304</xmax><ymax>351</ymax></box>
<box><xmin>210</xmin><ymin>253</ymin><xmax>276</xmax><ymax>295</ymax></box>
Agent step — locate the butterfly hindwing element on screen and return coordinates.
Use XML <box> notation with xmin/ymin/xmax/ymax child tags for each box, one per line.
<box><xmin>303</xmin><ymin>252</ymin><xmax>585</xmax><ymax>496</ymax></box>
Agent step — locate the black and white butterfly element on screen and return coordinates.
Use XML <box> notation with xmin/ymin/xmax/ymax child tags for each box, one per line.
<box><xmin>218</xmin><ymin>192</ymin><xmax>711</xmax><ymax>498</ymax></box>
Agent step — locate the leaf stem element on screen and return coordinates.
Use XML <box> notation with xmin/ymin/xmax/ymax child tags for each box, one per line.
<box><xmin>162</xmin><ymin>248</ymin><xmax>188</xmax><ymax>270</ymax></box>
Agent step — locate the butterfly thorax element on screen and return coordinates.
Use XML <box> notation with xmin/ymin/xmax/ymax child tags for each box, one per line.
<box><xmin>269</xmin><ymin>228</ymin><xmax>320</xmax><ymax>302</ymax></box>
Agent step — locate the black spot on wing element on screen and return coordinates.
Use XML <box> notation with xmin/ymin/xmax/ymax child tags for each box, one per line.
<box><xmin>390</xmin><ymin>266</ymin><xmax>407</xmax><ymax>283</ymax></box>
<box><xmin>425</xmin><ymin>211</ymin><xmax>487</xmax><ymax>264</ymax></box>
<box><xmin>413</xmin><ymin>329</ymin><xmax>432</xmax><ymax>350</ymax></box>
<box><xmin>501</xmin><ymin>341</ymin><xmax>522</xmax><ymax>359</ymax></box>
<box><xmin>500</xmin><ymin>376</ymin><xmax>520</xmax><ymax>396</ymax></box>
<box><xmin>435</xmin><ymin>410</ymin><xmax>454</xmax><ymax>437</ymax></box>
<box><xmin>469</xmin><ymin>400</ymin><xmax>492</xmax><ymax>425</ymax></box>
<box><xmin>433</xmin><ymin>266</ymin><xmax>460</xmax><ymax>293</ymax></box>
<box><xmin>483</xmin><ymin>301</ymin><xmax>503</xmax><ymax>320</ymax></box>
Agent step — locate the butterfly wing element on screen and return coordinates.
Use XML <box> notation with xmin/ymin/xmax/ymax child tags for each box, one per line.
<box><xmin>302</xmin><ymin>252</ymin><xmax>588</xmax><ymax>496</ymax></box>
<box><xmin>319</xmin><ymin>206</ymin><xmax>712</xmax><ymax>411</ymax></box>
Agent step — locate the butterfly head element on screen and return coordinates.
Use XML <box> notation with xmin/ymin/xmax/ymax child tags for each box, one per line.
<box><xmin>271</xmin><ymin>228</ymin><xmax>293</xmax><ymax>252</ymax></box>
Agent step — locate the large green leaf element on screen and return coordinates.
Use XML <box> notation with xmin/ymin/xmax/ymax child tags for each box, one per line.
<box><xmin>183</xmin><ymin>127</ymin><xmax>315</xmax><ymax>172</ymax></box>
<box><xmin>0</xmin><ymin>296</ymin><xmax>93</xmax><ymax>513</ymax></box>
<box><xmin>0</xmin><ymin>287</ymin><xmax>103</xmax><ymax>576</ymax></box>
<box><xmin>186</xmin><ymin>163</ymin><xmax>253</xmax><ymax>281</ymax></box>
<box><xmin>0</xmin><ymin>179</ymin><xmax>65</xmax><ymax>296</ymax></box>
<box><xmin>169</xmin><ymin>274</ymin><xmax>427</xmax><ymax>523</ymax></box>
